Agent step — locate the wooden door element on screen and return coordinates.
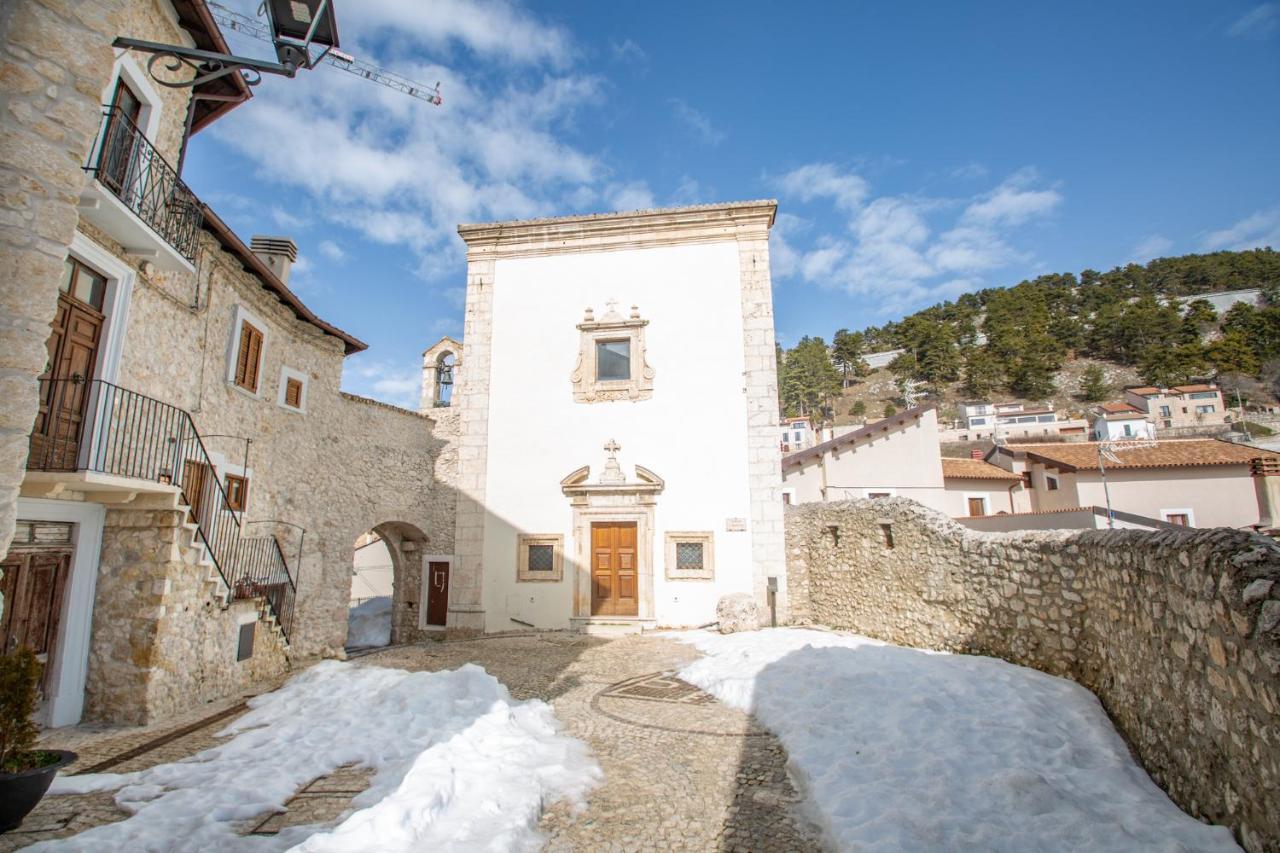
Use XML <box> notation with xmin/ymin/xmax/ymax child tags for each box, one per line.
<box><xmin>591</xmin><ymin>522</ymin><xmax>638</xmax><ymax>617</ymax></box>
<box><xmin>32</xmin><ymin>268</ymin><xmax>104</xmax><ymax>470</ymax></box>
<box><xmin>101</xmin><ymin>78</ymin><xmax>144</xmax><ymax>194</ymax></box>
<box><xmin>425</xmin><ymin>560</ymin><xmax>450</xmax><ymax>627</ymax></box>
<box><xmin>967</xmin><ymin>497</ymin><xmax>986</xmax><ymax>517</ymax></box>
<box><xmin>182</xmin><ymin>459</ymin><xmax>210</xmax><ymax>526</ymax></box>
<box><xmin>0</xmin><ymin>551</ymin><xmax>71</xmax><ymax>691</ymax></box>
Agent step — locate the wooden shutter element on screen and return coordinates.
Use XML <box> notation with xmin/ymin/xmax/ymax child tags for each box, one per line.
<box><xmin>235</xmin><ymin>321</ymin><xmax>263</xmax><ymax>392</ymax></box>
<box><xmin>285</xmin><ymin>377</ymin><xmax>303</xmax><ymax>408</ymax></box>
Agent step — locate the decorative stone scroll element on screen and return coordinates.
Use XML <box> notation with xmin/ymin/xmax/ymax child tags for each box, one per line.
<box><xmin>569</xmin><ymin>299</ymin><xmax>655</xmax><ymax>403</ymax></box>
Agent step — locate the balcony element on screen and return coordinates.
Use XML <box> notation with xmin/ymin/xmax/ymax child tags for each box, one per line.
<box><xmin>26</xmin><ymin>378</ymin><xmax>297</xmax><ymax>640</ymax></box>
<box><xmin>78</xmin><ymin>106</ymin><xmax>203</xmax><ymax>273</ymax></box>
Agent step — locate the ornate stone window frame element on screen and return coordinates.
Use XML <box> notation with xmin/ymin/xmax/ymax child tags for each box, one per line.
<box><xmin>516</xmin><ymin>533</ymin><xmax>564</xmax><ymax>582</ymax></box>
<box><xmin>570</xmin><ymin>302</ymin><xmax>655</xmax><ymax>403</ymax></box>
<box><xmin>665</xmin><ymin>531</ymin><xmax>715</xmax><ymax>581</ymax></box>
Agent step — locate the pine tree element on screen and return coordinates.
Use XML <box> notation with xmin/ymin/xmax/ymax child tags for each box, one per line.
<box><xmin>1208</xmin><ymin>331</ymin><xmax>1260</xmax><ymax>377</ymax></box>
<box><xmin>961</xmin><ymin>348</ymin><xmax>1002</xmax><ymax>397</ymax></box>
<box><xmin>831</xmin><ymin>329</ymin><xmax>869</xmax><ymax>382</ymax></box>
<box><xmin>1078</xmin><ymin>364</ymin><xmax>1112</xmax><ymax>402</ymax></box>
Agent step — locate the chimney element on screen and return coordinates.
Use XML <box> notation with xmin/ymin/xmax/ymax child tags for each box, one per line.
<box><xmin>1250</xmin><ymin>457</ymin><xmax>1280</xmax><ymax>531</ymax></box>
<box><xmin>250</xmin><ymin>235</ymin><xmax>298</xmax><ymax>286</ymax></box>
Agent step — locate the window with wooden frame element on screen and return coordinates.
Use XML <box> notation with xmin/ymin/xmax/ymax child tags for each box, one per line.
<box><xmin>234</xmin><ymin>320</ymin><xmax>264</xmax><ymax>393</ymax></box>
<box><xmin>516</xmin><ymin>534</ymin><xmax>563</xmax><ymax>582</ymax></box>
<box><xmin>224</xmin><ymin>474</ymin><xmax>248</xmax><ymax>512</ymax></box>
<box><xmin>284</xmin><ymin>377</ymin><xmax>303</xmax><ymax>409</ymax></box>
<box><xmin>276</xmin><ymin>366</ymin><xmax>309</xmax><ymax>413</ymax></box>
<box><xmin>664</xmin><ymin>531</ymin><xmax>714</xmax><ymax>580</ymax></box>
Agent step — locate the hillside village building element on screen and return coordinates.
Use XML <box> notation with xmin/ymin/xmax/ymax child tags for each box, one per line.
<box><xmin>447</xmin><ymin>202</ymin><xmax>787</xmax><ymax>633</ymax></box>
<box><xmin>1124</xmin><ymin>384</ymin><xmax>1229</xmax><ymax>430</ymax></box>
<box><xmin>986</xmin><ymin>439</ymin><xmax>1277</xmax><ymax>528</ymax></box>
<box><xmin>944</xmin><ymin>400</ymin><xmax>1088</xmax><ymax>443</ymax></box>
<box><xmin>1091</xmin><ymin>401</ymin><xmax>1158</xmax><ymax>440</ymax></box>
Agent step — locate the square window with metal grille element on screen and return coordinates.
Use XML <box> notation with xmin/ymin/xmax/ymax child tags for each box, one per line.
<box><xmin>676</xmin><ymin>541</ymin><xmax>704</xmax><ymax>571</ymax></box>
<box><xmin>527</xmin><ymin>543</ymin><xmax>555</xmax><ymax>571</ymax></box>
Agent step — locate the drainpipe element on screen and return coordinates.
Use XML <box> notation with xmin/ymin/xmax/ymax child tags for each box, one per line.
<box><xmin>1250</xmin><ymin>457</ymin><xmax>1280</xmax><ymax>531</ymax></box>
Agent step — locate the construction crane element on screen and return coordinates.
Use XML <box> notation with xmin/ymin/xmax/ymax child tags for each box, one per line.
<box><xmin>208</xmin><ymin>2</ymin><xmax>442</xmax><ymax>105</ymax></box>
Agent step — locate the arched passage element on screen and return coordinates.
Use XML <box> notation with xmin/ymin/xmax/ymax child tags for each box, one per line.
<box><xmin>346</xmin><ymin>520</ymin><xmax>444</xmax><ymax>648</ymax></box>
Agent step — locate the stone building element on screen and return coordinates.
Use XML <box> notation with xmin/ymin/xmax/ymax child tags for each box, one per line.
<box><xmin>446</xmin><ymin>201</ymin><xmax>787</xmax><ymax>633</ymax></box>
<box><xmin>0</xmin><ymin>0</ymin><xmax>455</xmax><ymax>727</ymax></box>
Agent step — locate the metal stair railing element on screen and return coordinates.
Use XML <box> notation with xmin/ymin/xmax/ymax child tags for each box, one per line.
<box><xmin>28</xmin><ymin>378</ymin><xmax>298</xmax><ymax>641</ymax></box>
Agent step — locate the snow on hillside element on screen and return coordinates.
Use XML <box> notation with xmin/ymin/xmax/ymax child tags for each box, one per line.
<box><xmin>44</xmin><ymin>662</ymin><xmax>601</xmax><ymax>852</ymax></box>
<box><xmin>675</xmin><ymin>628</ymin><xmax>1239</xmax><ymax>852</ymax></box>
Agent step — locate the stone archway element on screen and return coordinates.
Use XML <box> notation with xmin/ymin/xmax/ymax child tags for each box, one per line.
<box><xmin>366</xmin><ymin>521</ymin><xmax>432</xmax><ymax>645</ymax></box>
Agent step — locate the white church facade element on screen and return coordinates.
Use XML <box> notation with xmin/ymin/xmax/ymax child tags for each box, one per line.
<box><xmin>442</xmin><ymin>200</ymin><xmax>788</xmax><ymax>633</ymax></box>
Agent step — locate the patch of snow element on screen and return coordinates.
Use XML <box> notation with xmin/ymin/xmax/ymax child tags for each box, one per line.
<box><xmin>673</xmin><ymin>628</ymin><xmax>1239</xmax><ymax>852</ymax></box>
<box><xmin>346</xmin><ymin>595</ymin><xmax>391</xmax><ymax>648</ymax></box>
<box><xmin>40</xmin><ymin>661</ymin><xmax>600</xmax><ymax>852</ymax></box>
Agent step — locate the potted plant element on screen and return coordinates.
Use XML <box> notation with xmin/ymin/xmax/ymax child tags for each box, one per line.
<box><xmin>0</xmin><ymin>647</ymin><xmax>76</xmax><ymax>833</ymax></box>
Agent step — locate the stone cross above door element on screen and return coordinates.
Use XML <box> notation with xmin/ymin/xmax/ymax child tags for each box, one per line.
<box><xmin>600</xmin><ymin>439</ymin><xmax>625</xmax><ymax>484</ymax></box>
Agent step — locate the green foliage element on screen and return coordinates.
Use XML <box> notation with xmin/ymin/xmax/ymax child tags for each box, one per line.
<box><xmin>831</xmin><ymin>329</ymin><xmax>869</xmax><ymax>381</ymax></box>
<box><xmin>778</xmin><ymin>336</ymin><xmax>842</xmax><ymax>426</ymax></box>
<box><xmin>1241</xmin><ymin>420</ymin><xmax>1277</xmax><ymax>437</ymax></box>
<box><xmin>883</xmin><ymin>402</ymin><xmax>897</xmax><ymax>418</ymax></box>
<box><xmin>1</xmin><ymin>647</ymin><xmax>42</xmax><ymax>773</ymax></box>
<box><xmin>1078</xmin><ymin>364</ymin><xmax>1112</xmax><ymax>402</ymax></box>
<box><xmin>1208</xmin><ymin>331</ymin><xmax>1260</xmax><ymax>377</ymax></box>
<box><xmin>850</xmin><ymin>400</ymin><xmax>867</xmax><ymax>418</ymax></box>
<box><xmin>819</xmin><ymin>249</ymin><xmax>1280</xmax><ymax>402</ymax></box>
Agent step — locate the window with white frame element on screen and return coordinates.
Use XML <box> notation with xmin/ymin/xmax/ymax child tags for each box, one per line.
<box><xmin>226</xmin><ymin>305</ymin><xmax>269</xmax><ymax>397</ymax></box>
<box><xmin>277</xmin><ymin>366</ymin><xmax>309</xmax><ymax>413</ymax></box>
<box><xmin>665</xmin><ymin>531</ymin><xmax>714</xmax><ymax>580</ymax></box>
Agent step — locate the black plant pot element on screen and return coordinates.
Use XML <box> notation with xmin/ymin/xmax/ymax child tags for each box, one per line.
<box><xmin>0</xmin><ymin>750</ymin><xmax>77</xmax><ymax>833</ymax></box>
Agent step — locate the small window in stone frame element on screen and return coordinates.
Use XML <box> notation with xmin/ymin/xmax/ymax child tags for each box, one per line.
<box><xmin>236</xmin><ymin>621</ymin><xmax>255</xmax><ymax>661</ymax></box>
<box><xmin>595</xmin><ymin>339</ymin><xmax>631</xmax><ymax>381</ymax></box>
<box><xmin>517</xmin><ymin>534</ymin><xmax>564</xmax><ymax>582</ymax></box>
<box><xmin>665</xmin><ymin>531</ymin><xmax>714</xmax><ymax>580</ymax></box>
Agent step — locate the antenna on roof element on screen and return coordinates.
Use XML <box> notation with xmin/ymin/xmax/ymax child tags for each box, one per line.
<box><xmin>1097</xmin><ymin>438</ymin><xmax>1158</xmax><ymax>528</ymax></box>
<box><xmin>209</xmin><ymin>2</ymin><xmax>442</xmax><ymax>105</ymax></box>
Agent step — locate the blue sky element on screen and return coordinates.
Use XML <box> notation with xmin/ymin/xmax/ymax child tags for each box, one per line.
<box><xmin>184</xmin><ymin>0</ymin><xmax>1280</xmax><ymax>407</ymax></box>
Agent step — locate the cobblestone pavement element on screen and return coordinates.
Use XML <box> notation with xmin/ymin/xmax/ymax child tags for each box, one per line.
<box><xmin>6</xmin><ymin>633</ymin><xmax>823</xmax><ymax>852</ymax></box>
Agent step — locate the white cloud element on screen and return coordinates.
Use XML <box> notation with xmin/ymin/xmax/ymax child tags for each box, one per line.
<box><xmin>1228</xmin><ymin>3</ymin><xmax>1279</xmax><ymax>38</ymax></box>
<box><xmin>318</xmin><ymin>240</ymin><xmax>346</xmax><ymax>262</ymax></box>
<box><xmin>669</xmin><ymin>99</ymin><xmax>724</xmax><ymax>145</ymax></box>
<box><xmin>1132</xmin><ymin>234</ymin><xmax>1173</xmax><ymax>262</ymax></box>
<box><xmin>775</xmin><ymin>163</ymin><xmax>869</xmax><ymax>211</ymax></box>
<box><xmin>1201</xmin><ymin>207</ymin><xmax>1280</xmax><ymax>251</ymax></box>
<box><xmin>208</xmin><ymin>6</ymin><xmax>611</xmax><ymax>283</ymax></box>
<box><xmin>291</xmin><ymin>254</ymin><xmax>313</xmax><ymax>276</ymax></box>
<box><xmin>611</xmin><ymin>39</ymin><xmax>647</xmax><ymax>64</ymax></box>
<box><xmin>773</xmin><ymin>165</ymin><xmax>1062</xmax><ymax>315</ymax></box>
<box><xmin>961</xmin><ymin>169</ymin><xmax>1062</xmax><ymax>226</ymax></box>
<box><xmin>343</xmin><ymin>356</ymin><xmax>422</xmax><ymax>409</ymax></box>
<box><xmin>604</xmin><ymin>181</ymin><xmax>656</xmax><ymax>212</ymax></box>
<box><xmin>950</xmin><ymin>162</ymin><xmax>988</xmax><ymax>180</ymax></box>
<box><xmin>270</xmin><ymin>206</ymin><xmax>307</xmax><ymax>230</ymax></box>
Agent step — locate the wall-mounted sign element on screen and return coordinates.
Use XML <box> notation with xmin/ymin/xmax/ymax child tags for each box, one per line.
<box><xmin>725</xmin><ymin>517</ymin><xmax>748</xmax><ymax>532</ymax></box>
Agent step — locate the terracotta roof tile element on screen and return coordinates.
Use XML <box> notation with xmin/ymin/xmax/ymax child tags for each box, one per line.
<box><xmin>999</xmin><ymin>439</ymin><xmax>1279</xmax><ymax>472</ymax></box>
<box><xmin>1171</xmin><ymin>384</ymin><xmax>1218</xmax><ymax>393</ymax></box>
<box><xmin>941</xmin><ymin>458</ymin><xmax>1022</xmax><ymax>480</ymax></box>
<box><xmin>1097</xmin><ymin>401</ymin><xmax>1143</xmax><ymax>414</ymax></box>
<box><xmin>1126</xmin><ymin>386</ymin><xmax>1161</xmax><ymax>396</ymax></box>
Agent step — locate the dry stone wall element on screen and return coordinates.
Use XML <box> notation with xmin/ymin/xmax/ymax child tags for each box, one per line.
<box><xmin>786</xmin><ymin>498</ymin><xmax>1280</xmax><ymax>852</ymax></box>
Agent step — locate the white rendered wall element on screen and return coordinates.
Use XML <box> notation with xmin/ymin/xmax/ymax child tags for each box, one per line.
<box><xmin>481</xmin><ymin>241</ymin><xmax>757</xmax><ymax>630</ymax></box>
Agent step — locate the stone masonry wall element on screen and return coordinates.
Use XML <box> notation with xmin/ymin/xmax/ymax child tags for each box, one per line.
<box><xmin>85</xmin><ymin>504</ymin><xmax>288</xmax><ymax>725</ymax></box>
<box><xmin>0</xmin><ymin>0</ymin><xmax>128</xmax><ymax>567</ymax></box>
<box><xmin>786</xmin><ymin>498</ymin><xmax>1280</xmax><ymax>852</ymax></box>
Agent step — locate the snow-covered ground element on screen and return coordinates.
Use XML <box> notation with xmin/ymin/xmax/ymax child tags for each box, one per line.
<box><xmin>675</xmin><ymin>628</ymin><xmax>1240</xmax><ymax>852</ymax></box>
<box><xmin>346</xmin><ymin>595</ymin><xmax>391</xmax><ymax>648</ymax></box>
<box><xmin>40</xmin><ymin>662</ymin><xmax>600</xmax><ymax>852</ymax></box>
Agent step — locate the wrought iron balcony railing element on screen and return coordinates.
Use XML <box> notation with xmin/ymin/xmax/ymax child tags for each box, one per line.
<box><xmin>28</xmin><ymin>378</ymin><xmax>296</xmax><ymax>641</ymax></box>
<box><xmin>85</xmin><ymin>106</ymin><xmax>203</xmax><ymax>262</ymax></box>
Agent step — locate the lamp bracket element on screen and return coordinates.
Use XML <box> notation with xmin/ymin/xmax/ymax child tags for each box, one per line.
<box><xmin>113</xmin><ymin>37</ymin><xmax>297</xmax><ymax>89</ymax></box>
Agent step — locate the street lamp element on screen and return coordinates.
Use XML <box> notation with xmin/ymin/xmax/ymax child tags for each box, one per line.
<box><xmin>114</xmin><ymin>0</ymin><xmax>341</xmax><ymax>91</ymax></box>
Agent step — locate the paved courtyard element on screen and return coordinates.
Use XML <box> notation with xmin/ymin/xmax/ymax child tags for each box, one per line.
<box><xmin>6</xmin><ymin>633</ymin><xmax>823</xmax><ymax>851</ymax></box>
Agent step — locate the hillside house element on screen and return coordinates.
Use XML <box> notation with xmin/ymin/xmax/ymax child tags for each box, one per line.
<box><xmin>781</xmin><ymin>417</ymin><xmax>814</xmax><ymax>452</ymax></box>
<box><xmin>985</xmin><ymin>439</ymin><xmax>1275</xmax><ymax>528</ymax></box>
<box><xmin>1091</xmin><ymin>402</ymin><xmax>1158</xmax><ymax>440</ymax></box>
<box><xmin>1124</xmin><ymin>385</ymin><xmax>1228</xmax><ymax>430</ymax></box>
<box><xmin>950</xmin><ymin>401</ymin><xmax>1087</xmax><ymax>442</ymax></box>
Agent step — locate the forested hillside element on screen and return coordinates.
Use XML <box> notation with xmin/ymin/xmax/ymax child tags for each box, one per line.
<box><xmin>779</xmin><ymin>248</ymin><xmax>1280</xmax><ymax>423</ymax></box>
